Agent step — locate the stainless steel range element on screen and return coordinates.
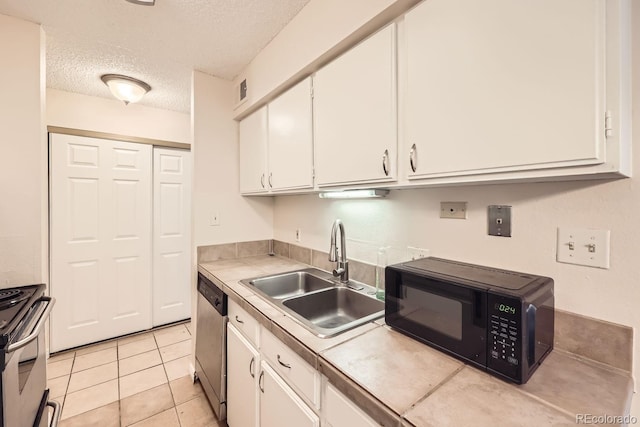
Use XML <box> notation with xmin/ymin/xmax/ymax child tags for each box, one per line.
<box><xmin>0</xmin><ymin>284</ymin><xmax>58</xmax><ymax>427</ymax></box>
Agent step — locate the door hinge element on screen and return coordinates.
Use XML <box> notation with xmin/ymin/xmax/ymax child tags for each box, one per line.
<box><xmin>605</xmin><ymin>111</ymin><xmax>613</xmax><ymax>138</ymax></box>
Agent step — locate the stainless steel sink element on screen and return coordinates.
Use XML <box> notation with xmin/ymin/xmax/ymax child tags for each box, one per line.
<box><xmin>239</xmin><ymin>268</ymin><xmax>384</xmax><ymax>338</ymax></box>
<box><xmin>242</xmin><ymin>268</ymin><xmax>334</xmax><ymax>299</ymax></box>
<box><xmin>282</xmin><ymin>287</ymin><xmax>384</xmax><ymax>337</ymax></box>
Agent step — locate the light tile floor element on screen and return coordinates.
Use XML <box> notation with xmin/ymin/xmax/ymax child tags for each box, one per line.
<box><xmin>48</xmin><ymin>322</ymin><xmax>227</xmax><ymax>427</ymax></box>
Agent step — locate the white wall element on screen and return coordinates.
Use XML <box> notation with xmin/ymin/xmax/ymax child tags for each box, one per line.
<box><xmin>0</xmin><ymin>14</ymin><xmax>46</xmax><ymax>287</ymax></box>
<box><xmin>274</xmin><ymin>1</ymin><xmax>640</xmax><ymax>414</ymax></box>
<box><xmin>192</xmin><ymin>71</ymin><xmax>273</xmax><ymax>247</ymax></box>
<box><xmin>47</xmin><ymin>88</ymin><xmax>191</xmax><ymax>144</ymax></box>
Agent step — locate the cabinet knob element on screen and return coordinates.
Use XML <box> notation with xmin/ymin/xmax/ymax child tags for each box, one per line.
<box><xmin>249</xmin><ymin>356</ymin><xmax>255</xmax><ymax>378</ymax></box>
<box><xmin>382</xmin><ymin>149</ymin><xmax>390</xmax><ymax>176</ymax></box>
<box><xmin>259</xmin><ymin>371</ymin><xmax>265</xmax><ymax>393</ymax></box>
<box><xmin>410</xmin><ymin>144</ymin><xmax>417</xmax><ymax>173</ymax></box>
<box><xmin>260</xmin><ymin>173</ymin><xmax>265</xmax><ymax>188</ymax></box>
<box><xmin>268</xmin><ymin>172</ymin><xmax>273</xmax><ymax>188</ymax></box>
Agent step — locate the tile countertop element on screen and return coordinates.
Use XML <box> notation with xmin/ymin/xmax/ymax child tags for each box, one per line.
<box><xmin>198</xmin><ymin>255</ymin><xmax>634</xmax><ymax>427</ymax></box>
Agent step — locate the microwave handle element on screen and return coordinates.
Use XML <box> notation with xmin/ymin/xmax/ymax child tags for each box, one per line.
<box><xmin>7</xmin><ymin>297</ymin><xmax>55</xmax><ymax>353</ymax></box>
<box><xmin>526</xmin><ymin>304</ymin><xmax>536</xmax><ymax>365</ymax></box>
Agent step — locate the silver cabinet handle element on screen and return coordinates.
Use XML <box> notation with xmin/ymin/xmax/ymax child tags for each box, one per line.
<box><xmin>47</xmin><ymin>400</ymin><xmax>62</xmax><ymax>427</ymax></box>
<box><xmin>235</xmin><ymin>315</ymin><xmax>244</xmax><ymax>324</ymax></box>
<box><xmin>8</xmin><ymin>297</ymin><xmax>54</xmax><ymax>353</ymax></box>
<box><xmin>259</xmin><ymin>371</ymin><xmax>265</xmax><ymax>393</ymax></box>
<box><xmin>268</xmin><ymin>172</ymin><xmax>273</xmax><ymax>188</ymax></box>
<box><xmin>277</xmin><ymin>354</ymin><xmax>291</xmax><ymax>369</ymax></box>
<box><xmin>260</xmin><ymin>173</ymin><xmax>265</xmax><ymax>188</ymax></box>
<box><xmin>382</xmin><ymin>149</ymin><xmax>389</xmax><ymax>176</ymax></box>
<box><xmin>249</xmin><ymin>356</ymin><xmax>255</xmax><ymax>378</ymax></box>
<box><xmin>409</xmin><ymin>144</ymin><xmax>417</xmax><ymax>173</ymax></box>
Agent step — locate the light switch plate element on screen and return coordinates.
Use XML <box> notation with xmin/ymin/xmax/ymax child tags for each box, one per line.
<box><xmin>488</xmin><ymin>205</ymin><xmax>511</xmax><ymax>237</ymax></box>
<box><xmin>557</xmin><ymin>227</ymin><xmax>610</xmax><ymax>269</ymax></box>
<box><xmin>210</xmin><ymin>212</ymin><xmax>220</xmax><ymax>226</ymax></box>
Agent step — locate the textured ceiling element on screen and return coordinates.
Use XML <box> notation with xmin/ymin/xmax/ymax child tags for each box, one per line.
<box><xmin>0</xmin><ymin>0</ymin><xmax>310</xmax><ymax>113</ymax></box>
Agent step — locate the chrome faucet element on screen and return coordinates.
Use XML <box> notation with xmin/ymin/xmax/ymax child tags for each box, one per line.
<box><xmin>329</xmin><ymin>219</ymin><xmax>349</xmax><ymax>283</ymax></box>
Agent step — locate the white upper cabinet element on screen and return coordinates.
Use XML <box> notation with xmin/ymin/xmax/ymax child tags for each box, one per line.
<box><xmin>239</xmin><ymin>106</ymin><xmax>269</xmax><ymax>194</ymax></box>
<box><xmin>314</xmin><ymin>24</ymin><xmax>397</xmax><ymax>187</ymax></box>
<box><xmin>268</xmin><ymin>77</ymin><xmax>314</xmax><ymax>192</ymax></box>
<box><xmin>403</xmin><ymin>0</ymin><xmax>630</xmax><ymax>182</ymax></box>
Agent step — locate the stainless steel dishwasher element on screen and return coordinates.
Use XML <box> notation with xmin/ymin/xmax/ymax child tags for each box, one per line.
<box><xmin>195</xmin><ymin>272</ymin><xmax>228</xmax><ymax>421</ymax></box>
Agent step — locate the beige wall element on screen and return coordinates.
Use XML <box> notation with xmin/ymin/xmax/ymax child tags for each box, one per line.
<box><xmin>47</xmin><ymin>89</ymin><xmax>191</xmax><ymax>144</ymax></box>
<box><xmin>0</xmin><ymin>14</ymin><xmax>46</xmax><ymax>287</ymax></box>
<box><xmin>191</xmin><ymin>71</ymin><xmax>273</xmax><ymax>247</ymax></box>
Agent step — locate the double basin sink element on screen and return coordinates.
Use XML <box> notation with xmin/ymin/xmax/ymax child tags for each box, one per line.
<box><xmin>239</xmin><ymin>268</ymin><xmax>384</xmax><ymax>338</ymax></box>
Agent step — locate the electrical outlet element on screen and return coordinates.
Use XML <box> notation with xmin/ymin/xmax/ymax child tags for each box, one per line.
<box><xmin>440</xmin><ymin>202</ymin><xmax>467</xmax><ymax>219</ymax></box>
<box><xmin>210</xmin><ymin>212</ymin><xmax>220</xmax><ymax>226</ymax></box>
<box><xmin>557</xmin><ymin>227</ymin><xmax>610</xmax><ymax>269</ymax></box>
<box><xmin>407</xmin><ymin>246</ymin><xmax>430</xmax><ymax>261</ymax></box>
<box><xmin>295</xmin><ymin>228</ymin><xmax>301</xmax><ymax>242</ymax></box>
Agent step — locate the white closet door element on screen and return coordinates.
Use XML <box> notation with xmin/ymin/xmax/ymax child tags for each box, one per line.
<box><xmin>153</xmin><ymin>147</ymin><xmax>191</xmax><ymax>326</ymax></box>
<box><xmin>50</xmin><ymin>134</ymin><xmax>152</xmax><ymax>352</ymax></box>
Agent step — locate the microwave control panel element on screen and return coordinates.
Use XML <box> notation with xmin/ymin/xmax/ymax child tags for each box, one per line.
<box><xmin>487</xmin><ymin>295</ymin><xmax>522</xmax><ymax>380</ymax></box>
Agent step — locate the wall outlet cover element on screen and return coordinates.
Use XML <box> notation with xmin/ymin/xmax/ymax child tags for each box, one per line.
<box><xmin>407</xmin><ymin>247</ymin><xmax>430</xmax><ymax>261</ymax></box>
<box><xmin>440</xmin><ymin>202</ymin><xmax>467</xmax><ymax>219</ymax></box>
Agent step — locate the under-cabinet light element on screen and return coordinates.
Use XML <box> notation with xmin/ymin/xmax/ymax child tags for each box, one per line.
<box><xmin>318</xmin><ymin>190</ymin><xmax>389</xmax><ymax>199</ymax></box>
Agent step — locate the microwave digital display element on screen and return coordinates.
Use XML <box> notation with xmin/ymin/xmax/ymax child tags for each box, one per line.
<box><xmin>495</xmin><ymin>303</ymin><xmax>517</xmax><ymax>315</ymax></box>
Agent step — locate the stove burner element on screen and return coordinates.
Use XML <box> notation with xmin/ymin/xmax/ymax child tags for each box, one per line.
<box><xmin>0</xmin><ymin>290</ymin><xmax>22</xmax><ymax>302</ymax></box>
<box><xmin>0</xmin><ymin>289</ymin><xmax>27</xmax><ymax>309</ymax></box>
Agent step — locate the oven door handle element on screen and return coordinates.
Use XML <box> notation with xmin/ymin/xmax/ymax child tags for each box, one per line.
<box><xmin>46</xmin><ymin>400</ymin><xmax>62</xmax><ymax>427</ymax></box>
<box><xmin>7</xmin><ymin>296</ymin><xmax>55</xmax><ymax>353</ymax></box>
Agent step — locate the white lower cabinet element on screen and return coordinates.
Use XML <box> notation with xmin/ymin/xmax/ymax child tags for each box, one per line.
<box><xmin>227</xmin><ymin>323</ymin><xmax>260</xmax><ymax>427</ymax></box>
<box><xmin>260</xmin><ymin>362</ymin><xmax>320</xmax><ymax>427</ymax></box>
<box><xmin>227</xmin><ymin>302</ymin><xmax>378</xmax><ymax>427</ymax></box>
<box><xmin>322</xmin><ymin>379</ymin><xmax>379</xmax><ymax>427</ymax></box>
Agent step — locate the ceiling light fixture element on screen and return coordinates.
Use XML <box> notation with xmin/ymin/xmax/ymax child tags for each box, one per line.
<box><xmin>319</xmin><ymin>189</ymin><xmax>389</xmax><ymax>199</ymax></box>
<box><xmin>100</xmin><ymin>74</ymin><xmax>151</xmax><ymax>105</ymax></box>
<box><xmin>125</xmin><ymin>0</ymin><xmax>155</xmax><ymax>5</ymax></box>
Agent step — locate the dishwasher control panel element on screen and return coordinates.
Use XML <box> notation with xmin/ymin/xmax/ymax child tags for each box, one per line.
<box><xmin>198</xmin><ymin>273</ymin><xmax>227</xmax><ymax>316</ymax></box>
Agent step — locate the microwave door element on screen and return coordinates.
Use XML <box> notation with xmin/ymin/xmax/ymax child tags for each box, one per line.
<box><xmin>387</xmin><ymin>273</ymin><xmax>487</xmax><ymax>367</ymax></box>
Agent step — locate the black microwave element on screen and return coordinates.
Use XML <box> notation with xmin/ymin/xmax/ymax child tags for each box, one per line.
<box><xmin>385</xmin><ymin>257</ymin><xmax>554</xmax><ymax>384</ymax></box>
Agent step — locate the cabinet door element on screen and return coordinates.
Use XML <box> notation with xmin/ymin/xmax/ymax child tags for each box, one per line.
<box><xmin>239</xmin><ymin>106</ymin><xmax>268</xmax><ymax>194</ymax></box>
<box><xmin>323</xmin><ymin>381</ymin><xmax>379</xmax><ymax>427</ymax></box>
<box><xmin>227</xmin><ymin>324</ymin><xmax>259</xmax><ymax>427</ymax></box>
<box><xmin>259</xmin><ymin>362</ymin><xmax>319</xmax><ymax>427</ymax></box>
<box><xmin>268</xmin><ymin>77</ymin><xmax>314</xmax><ymax>191</ymax></box>
<box><xmin>404</xmin><ymin>0</ymin><xmax>606</xmax><ymax>179</ymax></box>
<box><xmin>314</xmin><ymin>24</ymin><xmax>397</xmax><ymax>187</ymax></box>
